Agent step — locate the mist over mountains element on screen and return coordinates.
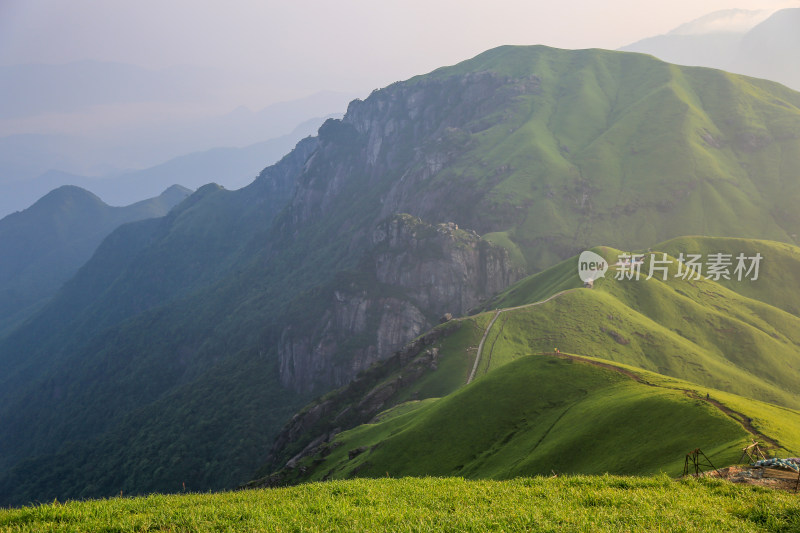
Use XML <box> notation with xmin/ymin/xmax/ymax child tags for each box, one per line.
<box><xmin>0</xmin><ymin>59</ymin><xmax>358</xmax><ymax>174</ymax></box>
<box><xmin>0</xmin><ymin>184</ymin><xmax>190</xmax><ymax>335</ymax></box>
<box><xmin>0</xmin><ymin>68</ymin><xmax>355</xmax><ymax>216</ymax></box>
<box><xmin>0</xmin><ymin>115</ymin><xmax>335</xmax><ymax>218</ymax></box>
<box><xmin>622</xmin><ymin>8</ymin><xmax>800</xmax><ymax>92</ymax></box>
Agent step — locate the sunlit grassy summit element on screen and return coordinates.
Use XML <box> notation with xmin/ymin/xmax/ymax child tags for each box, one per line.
<box><xmin>406</xmin><ymin>45</ymin><xmax>800</xmax><ymax>270</ymax></box>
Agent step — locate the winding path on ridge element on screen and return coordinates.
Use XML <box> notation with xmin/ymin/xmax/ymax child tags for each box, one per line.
<box><xmin>464</xmin><ymin>288</ymin><xmax>783</xmax><ymax>451</ymax></box>
<box><xmin>466</xmin><ymin>288</ymin><xmax>578</xmax><ymax>384</ymax></box>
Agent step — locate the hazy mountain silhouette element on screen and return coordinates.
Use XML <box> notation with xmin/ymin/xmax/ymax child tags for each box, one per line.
<box><xmin>622</xmin><ymin>8</ymin><xmax>800</xmax><ymax>91</ymax></box>
<box><xmin>0</xmin><ymin>184</ymin><xmax>190</xmax><ymax>334</ymax></box>
<box><xmin>0</xmin><ymin>115</ymin><xmax>338</xmax><ymax>217</ymax></box>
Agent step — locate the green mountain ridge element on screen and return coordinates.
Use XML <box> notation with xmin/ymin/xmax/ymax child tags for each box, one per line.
<box><xmin>2</xmin><ymin>45</ymin><xmax>800</xmax><ymax>505</ymax></box>
<box><xmin>0</xmin><ymin>184</ymin><xmax>191</xmax><ymax>335</ymax></box>
<box><xmin>393</xmin><ymin>46</ymin><xmax>800</xmax><ymax>269</ymax></box>
<box><xmin>261</xmin><ymin>237</ymin><xmax>800</xmax><ymax>484</ymax></box>
<box><xmin>287</xmin><ymin>356</ymin><xmax>760</xmax><ymax>482</ymax></box>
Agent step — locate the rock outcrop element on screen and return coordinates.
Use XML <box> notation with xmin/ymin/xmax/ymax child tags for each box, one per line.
<box><xmin>279</xmin><ymin>71</ymin><xmax>541</xmax><ymax>235</ymax></box>
<box><xmin>278</xmin><ymin>293</ymin><xmax>427</xmax><ymax>393</ymax></box>
<box><xmin>371</xmin><ymin>214</ymin><xmax>521</xmax><ymax>316</ymax></box>
<box><xmin>269</xmin><ymin>72</ymin><xmax>534</xmax><ymax>395</ymax></box>
<box><xmin>277</xmin><ymin>214</ymin><xmax>523</xmax><ymax>393</ymax></box>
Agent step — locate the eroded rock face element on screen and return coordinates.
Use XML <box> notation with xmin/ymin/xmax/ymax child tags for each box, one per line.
<box><xmin>372</xmin><ymin>214</ymin><xmax>521</xmax><ymax>316</ymax></box>
<box><xmin>277</xmin><ymin>214</ymin><xmax>522</xmax><ymax>394</ymax></box>
<box><xmin>279</xmin><ymin>293</ymin><xmax>427</xmax><ymax>393</ymax></box>
<box><xmin>272</xmin><ymin>72</ymin><xmax>531</xmax><ymax>394</ymax></box>
<box><xmin>258</xmin><ymin>325</ymin><xmax>456</xmax><ymax>484</ymax></box>
<box><xmin>280</xmin><ymin>71</ymin><xmax>541</xmax><ymax>234</ymax></box>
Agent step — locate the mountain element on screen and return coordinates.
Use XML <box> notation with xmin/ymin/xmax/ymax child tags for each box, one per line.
<box><xmin>0</xmin><ymin>185</ymin><xmax>191</xmax><ymax>335</ymax></box>
<box><xmin>87</xmin><ymin>117</ymin><xmax>333</xmax><ymax>204</ymax></box>
<box><xmin>622</xmin><ymin>8</ymin><xmax>800</xmax><ymax>91</ymax></box>
<box><xmin>258</xmin><ymin>237</ymin><xmax>800</xmax><ymax>485</ymax></box>
<box><xmin>0</xmin><ymin>87</ymin><xmax>356</xmax><ymax>199</ymax></box>
<box><xmin>274</xmin><ymin>356</ymin><xmax>757</xmax><ymax>481</ymax></box>
<box><xmin>668</xmin><ymin>9</ymin><xmax>771</xmax><ymax>35</ymax></box>
<box><xmin>1</xmin><ymin>45</ymin><xmax>800</xmax><ymax>505</ymax></box>
<box><xmin>0</xmin><ymin>116</ymin><xmax>338</xmax><ymax>218</ymax></box>
<box><xmin>732</xmin><ymin>9</ymin><xmax>800</xmax><ymax>92</ymax></box>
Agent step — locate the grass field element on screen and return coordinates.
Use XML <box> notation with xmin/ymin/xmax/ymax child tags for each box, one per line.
<box><xmin>294</xmin><ymin>356</ymin><xmax>781</xmax><ymax>483</ymax></box>
<box><xmin>1</xmin><ymin>476</ymin><xmax>798</xmax><ymax>532</ymax></box>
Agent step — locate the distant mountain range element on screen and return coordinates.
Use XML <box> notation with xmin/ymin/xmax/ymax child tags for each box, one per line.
<box><xmin>622</xmin><ymin>8</ymin><xmax>800</xmax><ymax>91</ymax></box>
<box><xmin>0</xmin><ymin>116</ymin><xmax>334</xmax><ymax>217</ymax></box>
<box><xmin>0</xmin><ymin>59</ymin><xmax>359</xmax><ymax>178</ymax></box>
<box><xmin>0</xmin><ymin>184</ymin><xmax>190</xmax><ymax>335</ymax></box>
<box><xmin>0</xmin><ymin>85</ymin><xmax>355</xmax><ymax>216</ymax></box>
<box><xmin>1</xmin><ymin>45</ymin><xmax>800</xmax><ymax>506</ymax></box>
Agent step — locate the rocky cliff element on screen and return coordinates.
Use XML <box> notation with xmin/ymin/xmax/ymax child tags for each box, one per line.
<box><xmin>277</xmin><ymin>214</ymin><xmax>522</xmax><ymax>393</ymax></box>
<box><xmin>277</xmin><ymin>70</ymin><xmax>541</xmax><ymax>241</ymax></box>
<box><xmin>371</xmin><ymin>214</ymin><xmax>520</xmax><ymax>315</ymax></box>
<box><xmin>255</xmin><ymin>321</ymin><xmax>459</xmax><ymax>486</ymax></box>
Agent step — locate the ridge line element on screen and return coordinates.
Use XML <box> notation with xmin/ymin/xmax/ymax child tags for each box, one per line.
<box><xmin>466</xmin><ymin>288</ymin><xmax>577</xmax><ymax>384</ymax></box>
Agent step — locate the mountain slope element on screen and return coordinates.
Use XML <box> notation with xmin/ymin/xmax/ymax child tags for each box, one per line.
<box><xmin>371</xmin><ymin>45</ymin><xmax>800</xmax><ymax>268</ymax></box>
<box><xmin>283</xmin><ymin>356</ymin><xmax>763</xmax><ymax>482</ymax></box>
<box><xmin>0</xmin><ymin>184</ymin><xmax>190</xmax><ymax>334</ymax></box>
<box><xmin>622</xmin><ymin>8</ymin><xmax>800</xmax><ymax>92</ymax></box>
<box><xmin>732</xmin><ymin>8</ymin><xmax>800</xmax><ymax>92</ymax></box>
<box><xmin>472</xmin><ymin>242</ymin><xmax>800</xmax><ymax>409</ymax></box>
<box><xmin>3</xmin><ymin>46</ymin><xmax>800</xmax><ymax>505</ymax></box>
<box><xmin>260</xmin><ymin>237</ymin><xmax>800</xmax><ymax>484</ymax></box>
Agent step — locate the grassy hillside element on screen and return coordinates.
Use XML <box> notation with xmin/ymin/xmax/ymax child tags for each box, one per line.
<box><xmin>482</xmin><ymin>240</ymin><xmax>800</xmax><ymax>408</ymax></box>
<box><xmin>288</xmin><ymin>355</ymin><xmax>800</xmax><ymax>484</ymax></box>
<box><xmin>407</xmin><ymin>46</ymin><xmax>800</xmax><ymax>270</ymax></box>
<box><xmin>2</xmin><ymin>477</ymin><xmax>799</xmax><ymax>532</ymax></box>
<box><xmin>297</xmin><ymin>356</ymin><xmax>755</xmax><ymax>481</ymax></box>
<box><xmin>263</xmin><ymin>237</ymin><xmax>800</xmax><ymax>484</ymax></box>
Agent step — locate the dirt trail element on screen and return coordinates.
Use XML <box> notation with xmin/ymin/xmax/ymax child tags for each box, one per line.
<box><xmin>467</xmin><ymin>310</ymin><xmax>501</xmax><ymax>384</ymax></box>
<box><xmin>465</xmin><ymin>288</ymin><xmax>784</xmax><ymax>451</ymax></box>
<box><xmin>466</xmin><ymin>288</ymin><xmax>577</xmax><ymax>384</ymax></box>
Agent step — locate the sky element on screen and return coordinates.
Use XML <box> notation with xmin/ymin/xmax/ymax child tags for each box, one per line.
<box><xmin>0</xmin><ymin>0</ymin><xmax>798</xmax><ymax>179</ymax></box>
<box><xmin>2</xmin><ymin>0</ymin><xmax>798</xmax><ymax>105</ymax></box>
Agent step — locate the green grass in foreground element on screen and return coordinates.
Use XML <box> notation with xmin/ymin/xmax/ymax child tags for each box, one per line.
<box><xmin>2</xmin><ymin>476</ymin><xmax>799</xmax><ymax>532</ymax></box>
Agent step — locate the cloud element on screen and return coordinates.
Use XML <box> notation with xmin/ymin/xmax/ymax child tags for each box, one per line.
<box><xmin>668</xmin><ymin>8</ymin><xmax>774</xmax><ymax>35</ymax></box>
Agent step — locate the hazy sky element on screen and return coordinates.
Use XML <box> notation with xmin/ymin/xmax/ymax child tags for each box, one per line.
<box><xmin>1</xmin><ymin>0</ymin><xmax>799</xmax><ymax>179</ymax></box>
<box><xmin>2</xmin><ymin>0</ymin><xmax>798</xmax><ymax>105</ymax></box>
